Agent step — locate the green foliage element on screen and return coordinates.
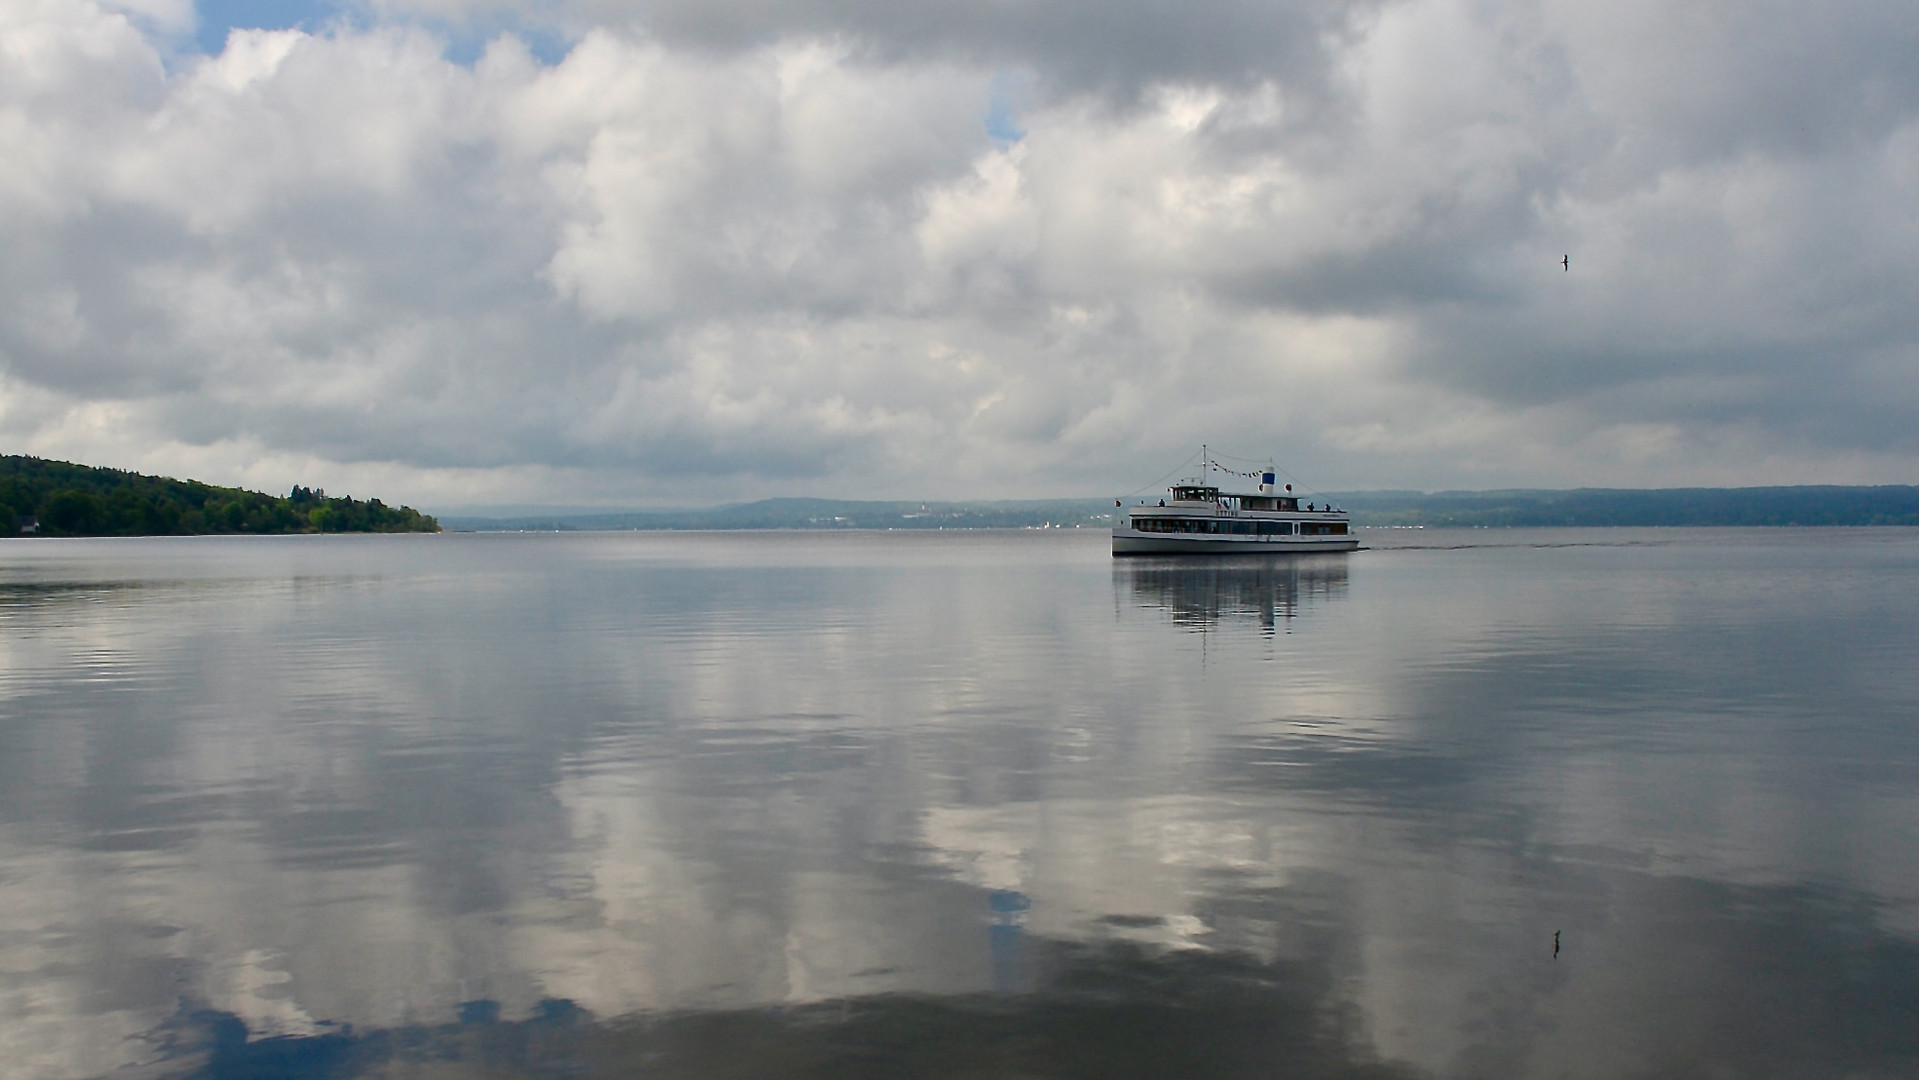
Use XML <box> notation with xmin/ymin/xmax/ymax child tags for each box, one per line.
<box><xmin>0</xmin><ymin>456</ymin><xmax>439</xmax><ymax>537</ymax></box>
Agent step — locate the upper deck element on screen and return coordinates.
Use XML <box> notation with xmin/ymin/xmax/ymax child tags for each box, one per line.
<box><xmin>1167</xmin><ymin>484</ymin><xmax>1304</xmax><ymax>513</ymax></box>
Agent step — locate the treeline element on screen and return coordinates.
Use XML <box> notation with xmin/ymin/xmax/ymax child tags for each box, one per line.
<box><xmin>440</xmin><ymin>486</ymin><xmax>1917</xmax><ymax>532</ymax></box>
<box><xmin>439</xmin><ymin>497</ymin><xmax>1120</xmax><ymax>532</ymax></box>
<box><xmin>1330</xmin><ymin>486</ymin><xmax>1918</xmax><ymax>527</ymax></box>
<box><xmin>2</xmin><ymin>456</ymin><xmax>438</xmax><ymax>536</ymax></box>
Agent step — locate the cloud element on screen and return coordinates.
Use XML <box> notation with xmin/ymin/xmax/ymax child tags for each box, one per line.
<box><xmin>367</xmin><ymin>0</ymin><xmax>1375</xmax><ymax>100</ymax></box>
<box><xmin>0</xmin><ymin>0</ymin><xmax>1911</xmax><ymax>505</ymax></box>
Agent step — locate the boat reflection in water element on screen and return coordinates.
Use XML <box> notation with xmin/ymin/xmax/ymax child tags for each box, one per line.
<box><xmin>1117</xmin><ymin>555</ymin><xmax>1350</xmax><ymax>634</ymax></box>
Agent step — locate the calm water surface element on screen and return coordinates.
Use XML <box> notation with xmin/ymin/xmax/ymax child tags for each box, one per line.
<box><xmin>0</xmin><ymin>528</ymin><xmax>1913</xmax><ymax>1079</ymax></box>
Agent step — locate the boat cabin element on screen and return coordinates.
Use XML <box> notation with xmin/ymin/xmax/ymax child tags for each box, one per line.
<box><xmin>1168</xmin><ymin>485</ymin><xmax>1300</xmax><ymax>512</ymax></box>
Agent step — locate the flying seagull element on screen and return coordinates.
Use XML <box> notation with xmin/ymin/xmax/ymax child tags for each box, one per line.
<box><xmin>1562</xmin><ymin>254</ymin><xmax>1569</xmax><ymax>271</ymax></box>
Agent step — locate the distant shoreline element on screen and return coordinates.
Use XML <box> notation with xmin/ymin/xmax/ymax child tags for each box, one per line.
<box><xmin>436</xmin><ymin>486</ymin><xmax>1917</xmax><ymax>533</ymax></box>
<box><xmin>6</xmin><ymin>453</ymin><xmax>1907</xmax><ymax>535</ymax></box>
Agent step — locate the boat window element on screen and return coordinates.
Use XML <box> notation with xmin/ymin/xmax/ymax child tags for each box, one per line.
<box><xmin>1171</xmin><ymin>486</ymin><xmax>1220</xmax><ymax>502</ymax></box>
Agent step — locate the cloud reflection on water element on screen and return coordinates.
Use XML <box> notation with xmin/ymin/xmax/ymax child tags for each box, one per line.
<box><xmin>0</xmin><ymin>531</ymin><xmax>1911</xmax><ymax>1078</ymax></box>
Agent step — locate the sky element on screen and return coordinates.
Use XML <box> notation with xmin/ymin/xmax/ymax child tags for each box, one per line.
<box><xmin>0</xmin><ymin>0</ymin><xmax>1913</xmax><ymax>508</ymax></box>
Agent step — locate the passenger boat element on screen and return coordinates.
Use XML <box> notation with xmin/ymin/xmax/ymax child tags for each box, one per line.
<box><xmin>1112</xmin><ymin>451</ymin><xmax>1359</xmax><ymax>556</ymax></box>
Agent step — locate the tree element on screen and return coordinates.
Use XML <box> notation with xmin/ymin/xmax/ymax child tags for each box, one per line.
<box><xmin>42</xmin><ymin>489</ymin><xmax>104</xmax><ymax>534</ymax></box>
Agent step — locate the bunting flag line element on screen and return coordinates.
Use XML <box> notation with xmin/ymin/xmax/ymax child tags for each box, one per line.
<box><xmin>1205</xmin><ymin>463</ymin><xmax>1271</xmax><ymax>480</ymax></box>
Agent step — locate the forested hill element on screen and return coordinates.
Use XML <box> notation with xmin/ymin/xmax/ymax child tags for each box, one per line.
<box><xmin>1</xmin><ymin>456</ymin><xmax>438</xmax><ymax>536</ymax></box>
<box><xmin>1327</xmin><ymin>486</ymin><xmax>1917</xmax><ymax>527</ymax></box>
<box><xmin>438</xmin><ymin>485</ymin><xmax>1916</xmax><ymax>531</ymax></box>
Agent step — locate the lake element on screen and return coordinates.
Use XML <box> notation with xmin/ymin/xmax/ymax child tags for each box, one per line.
<box><xmin>0</xmin><ymin>528</ymin><xmax>1913</xmax><ymax>1079</ymax></box>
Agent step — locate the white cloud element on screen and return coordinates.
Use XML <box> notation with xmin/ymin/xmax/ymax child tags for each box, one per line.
<box><xmin>0</xmin><ymin>0</ymin><xmax>1910</xmax><ymax>506</ymax></box>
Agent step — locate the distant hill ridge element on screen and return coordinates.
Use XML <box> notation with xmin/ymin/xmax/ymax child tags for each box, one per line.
<box><xmin>1</xmin><ymin>456</ymin><xmax>438</xmax><ymax>536</ymax></box>
<box><xmin>1328</xmin><ymin>485</ymin><xmax>1917</xmax><ymax>527</ymax></box>
<box><xmin>440</xmin><ymin>485</ymin><xmax>1916</xmax><ymax>531</ymax></box>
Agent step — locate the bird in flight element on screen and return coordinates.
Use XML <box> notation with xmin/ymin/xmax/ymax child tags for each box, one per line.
<box><xmin>1562</xmin><ymin>254</ymin><xmax>1570</xmax><ymax>271</ymax></box>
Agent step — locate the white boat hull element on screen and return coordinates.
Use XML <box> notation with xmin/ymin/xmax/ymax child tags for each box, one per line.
<box><xmin>1111</xmin><ymin>530</ymin><xmax>1359</xmax><ymax>555</ymax></box>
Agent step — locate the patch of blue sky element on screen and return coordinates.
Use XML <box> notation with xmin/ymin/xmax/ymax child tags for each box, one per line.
<box><xmin>193</xmin><ymin>0</ymin><xmax>340</xmax><ymax>55</ymax></box>
<box><xmin>188</xmin><ymin>0</ymin><xmax>571</xmax><ymax>67</ymax></box>
<box><xmin>429</xmin><ymin>12</ymin><xmax>573</xmax><ymax>66</ymax></box>
<box><xmin>984</xmin><ymin>70</ymin><xmax>1030</xmax><ymax>145</ymax></box>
